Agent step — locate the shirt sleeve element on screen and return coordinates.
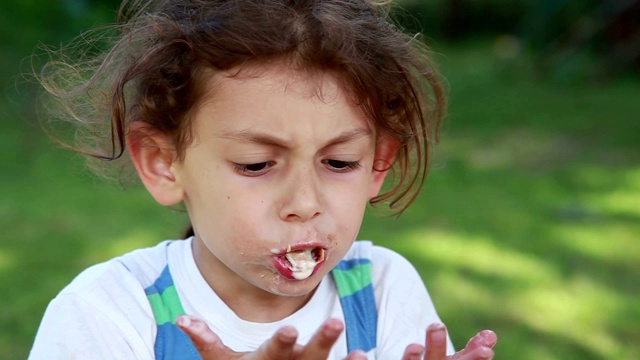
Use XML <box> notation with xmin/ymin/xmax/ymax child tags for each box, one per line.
<box><xmin>28</xmin><ymin>263</ymin><xmax>155</xmax><ymax>360</ymax></box>
<box><xmin>371</xmin><ymin>246</ymin><xmax>455</xmax><ymax>357</ymax></box>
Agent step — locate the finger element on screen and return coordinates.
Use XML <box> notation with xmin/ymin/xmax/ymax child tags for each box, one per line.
<box><xmin>424</xmin><ymin>323</ymin><xmax>448</xmax><ymax>360</ymax></box>
<box><xmin>453</xmin><ymin>330</ymin><xmax>498</xmax><ymax>357</ymax></box>
<box><xmin>345</xmin><ymin>350</ymin><xmax>368</xmax><ymax>360</ymax></box>
<box><xmin>176</xmin><ymin>315</ymin><xmax>230</xmax><ymax>358</ymax></box>
<box><xmin>296</xmin><ymin>318</ymin><xmax>344</xmax><ymax>359</ymax></box>
<box><xmin>449</xmin><ymin>330</ymin><xmax>497</xmax><ymax>360</ymax></box>
<box><xmin>450</xmin><ymin>346</ymin><xmax>495</xmax><ymax>360</ymax></box>
<box><xmin>402</xmin><ymin>343</ymin><xmax>424</xmax><ymax>360</ymax></box>
<box><xmin>465</xmin><ymin>330</ymin><xmax>497</xmax><ymax>350</ymax></box>
<box><xmin>254</xmin><ymin>326</ymin><xmax>298</xmax><ymax>360</ymax></box>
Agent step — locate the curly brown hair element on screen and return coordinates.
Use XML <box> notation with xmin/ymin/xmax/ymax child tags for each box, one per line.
<box><xmin>39</xmin><ymin>0</ymin><xmax>446</xmax><ymax>217</ymax></box>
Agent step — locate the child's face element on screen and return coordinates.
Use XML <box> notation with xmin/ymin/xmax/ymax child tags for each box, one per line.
<box><xmin>169</xmin><ymin>64</ymin><xmax>389</xmax><ymax>305</ymax></box>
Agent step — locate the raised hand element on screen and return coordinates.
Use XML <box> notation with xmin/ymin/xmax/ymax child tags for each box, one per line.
<box><xmin>176</xmin><ymin>315</ymin><xmax>368</xmax><ymax>360</ymax></box>
<box><xmin>177</xmin><ymin>315</ymin><xmax>495</xmax><ymax>360</ymax></box>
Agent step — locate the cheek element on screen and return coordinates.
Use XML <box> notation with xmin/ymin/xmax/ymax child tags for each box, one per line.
<box><xmin>208</xmin><ymin>192</ymin><xmax>271</xmax><ymax>243</ymax></box>
<box><xmin>330</xmin><ymin>191</ymin><xmax>368</xmax><ymax>235</ymax></box>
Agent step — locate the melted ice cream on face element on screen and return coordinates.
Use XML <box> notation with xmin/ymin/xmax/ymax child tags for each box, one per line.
<box><xmin>285</xmin><ymin>249</ymin><xmax>321</xmax><ymax>280</ymax></box>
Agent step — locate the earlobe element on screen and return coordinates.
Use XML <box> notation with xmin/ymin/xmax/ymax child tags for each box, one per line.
<box><xmin>368</xmin><ymin>136</ymin><xmax>399</xmax><ymax>199</ymax></box>
<box><xmin>127</xmin><ymin>122</ymin><xmax>184</xmax><ymax>206</ymax></box>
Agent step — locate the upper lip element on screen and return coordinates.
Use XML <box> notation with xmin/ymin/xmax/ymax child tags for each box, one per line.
<box><xmin>277</xmin><ymin>241</ymin><xmax>327</xmax><ymax>255</ymax></box>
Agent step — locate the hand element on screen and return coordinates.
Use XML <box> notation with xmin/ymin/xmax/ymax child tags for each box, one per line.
<box><xmin>176</xmin><ymin>315</ymin><xmax>368</xmax><ymax>360</ymax></box>
<box><xmin>401</xmin><ymin>323</ymin><xmax>498</xmax><ymax>360</ymax></box>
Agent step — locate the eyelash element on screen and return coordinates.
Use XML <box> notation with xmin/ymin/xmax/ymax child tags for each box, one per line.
<box><xmin>323</xmin><ymin>159</ymin><xmax>362</xmax><ymax>172</ymax></box>
<box><xmin>233</xmin><ymin>162</ymin><xmax>274</xmax><ymax>176</ymax></box>
<box><xmin>233</xmin><ymin>160</ymin><xmax>361</xmax><ymax>176</ymax></box>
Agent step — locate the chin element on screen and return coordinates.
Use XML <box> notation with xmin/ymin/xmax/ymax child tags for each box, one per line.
<box><xmin>266</xmin><ymin>274</ymin><xmax>323</xmax><ymax>297</ymax></box>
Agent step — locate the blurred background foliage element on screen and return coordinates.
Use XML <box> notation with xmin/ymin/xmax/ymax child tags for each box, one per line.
<box><xmin>399</xmin><ymin>0</ymin><xmax>640</xmax><ymax>81</ymax></box>
<box><xmin>1</xmin><ymin>0</ymin><xmax>638</xmax><ymax>359</ymax></box>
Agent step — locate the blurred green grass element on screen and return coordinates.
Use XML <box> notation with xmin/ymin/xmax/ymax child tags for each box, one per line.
<box><xmin>1</xmin><ymin>2</ymin><xmax>639</xmax><ymax>360</ymax></box>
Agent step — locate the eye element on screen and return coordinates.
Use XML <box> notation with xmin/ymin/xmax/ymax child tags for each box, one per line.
<box><xmin>323</xmin><ymin>159</ymin><xmax>362</xmax><ymax>173</ymax></box>
<box><xmin>233</xmin><ymin>162</ymin><xmax>274</xmax><ymax>176</ymax></box>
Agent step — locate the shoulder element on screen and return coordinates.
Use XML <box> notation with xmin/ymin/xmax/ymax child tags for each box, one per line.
<box><xmin>50</xmin><ymin>240</ymin><xmax>182</xmax><ymax>325</ymax></box>
<box><xmin>59</xmin><ymin>239</ymin><xmax>177</xmax><ymax>299</ymax></box>
<box><xmin>29</xmin><ymin>240</ymin><xmax>186</xmax><ymax>359</ymax></box>
<box><xmin>342</xmin><ymin>241</ymin><xmax>428</xmax><ymax>309</ymax></box>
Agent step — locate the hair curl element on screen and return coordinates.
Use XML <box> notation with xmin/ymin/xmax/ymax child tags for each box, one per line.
<box><xmin>39</xmin><ymin>0</ymin><xmax>446</xmax><ymax>218</ymax></box>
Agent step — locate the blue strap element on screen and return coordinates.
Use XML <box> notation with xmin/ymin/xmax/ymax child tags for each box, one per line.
<box><xmin>124</xmin><ymin>255</ymin><xmax>377</xmax><ymax>357</ymax></box>
<box><xmin>145</xmin><ymin>266</ymin><xmax>201</xmax><ymax>359</ymax></box>
<box><xmin>331</xmin><ymin>258</ymin><xmax>378</xmax><ymax>353</ymax></box>
<box><xmin>120</xmin><ymin>261</ymin><xmax>201</xmax><ymax>360</ymax></box>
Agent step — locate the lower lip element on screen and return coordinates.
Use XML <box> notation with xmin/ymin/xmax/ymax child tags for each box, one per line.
<box><xmin>272</xmin><ymin>256</ymin><xmax>326</xmax><ymax>281</ymax></box>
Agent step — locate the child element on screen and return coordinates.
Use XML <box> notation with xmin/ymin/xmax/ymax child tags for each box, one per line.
<box><xmin>29</xmin><ymin>0</ymin><xmax>497</xmax><ymax>359</ymax></box>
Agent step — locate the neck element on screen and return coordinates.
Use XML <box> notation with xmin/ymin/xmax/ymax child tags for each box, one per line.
<box><xmin>191</xmin><ymin>237</ymin><xmax>315</xmax><ymax>323</ymax></box>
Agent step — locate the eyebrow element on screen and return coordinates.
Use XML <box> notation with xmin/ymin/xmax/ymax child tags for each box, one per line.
<box><xmin>216</xmin><ymin>128</ymin><xmax>372</xmax><ymax>149</ymax></box>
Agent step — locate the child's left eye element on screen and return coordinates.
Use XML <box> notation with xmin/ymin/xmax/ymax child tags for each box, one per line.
<box><xmin>323</xmin><ymin>159</ymin><xmax>361</xmax><ymax>172</ymax></box>
<box><xmin>233</xmin><ymin>161</ymin><xmax>274</xmax><ymax>176</ymax></box>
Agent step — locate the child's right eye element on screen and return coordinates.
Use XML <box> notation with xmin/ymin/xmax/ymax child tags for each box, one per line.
<box><xmin>233</xmin><ymin>162</ymin><xmax>274</xmax><ymax>176</ymax></box>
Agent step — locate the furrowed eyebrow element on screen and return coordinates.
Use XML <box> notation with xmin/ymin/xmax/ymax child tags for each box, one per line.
<box><xmin>322</xmin><ymin>128</ymin><xmax>372</xmax><ymax>148</ymax></box>
<box><xmin>216</xmin><ymin>128</ymin><xmax>372</xmax><ymax>149</ymax></box>
<box><xmin>217</xmin><ymin>130</ymin><xmax>290</xmax><ymax>148</ymax></box>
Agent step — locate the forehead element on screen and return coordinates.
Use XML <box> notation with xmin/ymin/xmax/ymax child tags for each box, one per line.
<box><xmin>192</xmin><ymin>62</ymin><xmax>374</xmax><ymax>133</ymax></box>
<box><xmin>204</xmin><ymin>62</ymin><xmax>353</xmax><ymax>104</ymax></box>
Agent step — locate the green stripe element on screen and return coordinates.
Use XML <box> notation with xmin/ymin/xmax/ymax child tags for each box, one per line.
<box><xmin>147</xmin><ymin>284</ymin><xmax>186</xmax><ymax>325</ymax></box>
<box><xmin>331</xmin><ymin>263</ymin><xmax>372</xmax><ymax>298</ymax></box>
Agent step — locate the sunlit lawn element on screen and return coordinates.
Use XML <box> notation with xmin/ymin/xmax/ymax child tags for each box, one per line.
<box><xmin>1</xmin><ymin>21</ymin><xmax>639</xmax><ymax>360</ymax></box>
<box><xmin>360</xmin><ymin>41</ymin><xmax>640</xmax><ymax>359</ymax></box>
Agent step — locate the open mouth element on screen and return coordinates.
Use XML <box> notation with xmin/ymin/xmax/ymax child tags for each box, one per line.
<box><xmin>274</xmin><ymin>246</ymin><xmax>326</xmax><ymax>280</ymax></box>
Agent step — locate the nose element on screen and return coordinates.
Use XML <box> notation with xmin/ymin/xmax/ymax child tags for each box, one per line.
<box><xmin>279</xmin><ymin>170</ymin><xmax>323</xmax><ymax>222</ymax></box>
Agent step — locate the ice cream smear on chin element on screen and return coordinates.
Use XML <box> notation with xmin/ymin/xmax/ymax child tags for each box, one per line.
<box><xmin>284</xmin><ymin>247</ymin><xmax>325</xmax><ymax>280</ymax></box>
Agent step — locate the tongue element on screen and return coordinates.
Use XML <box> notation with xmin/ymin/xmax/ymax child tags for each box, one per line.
<box><xmin>285</xmin><ymin>249</ymin><xmax>317</xmax><ymax>280</ymax></box>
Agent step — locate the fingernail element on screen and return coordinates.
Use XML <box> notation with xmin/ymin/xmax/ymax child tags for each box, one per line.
<box><xmin>478</xmin><ymin>330</ymin><xmax>497</xmax><ymax>346</ymax></box>
<box><xmin>278</xmin><ymin>327</ymin><xmax>297</xmax><ymax>343</ymax></box>
<box><xmin>325</xmin><ymin>320</ymin><xmax>344</xmax><ymax>336</ymax></box>
<box><xmin>176</xmin><ymin>315</ymin><xmax>190</xmax><ymax>327</ymax></box>
<box><xmin>429</xmin><ymin>323</ymin><xmax>446</xmax><ymax>343</ymax></box>
<box><xmin>433</xmin><ymin>330</ymin><xmax>446</xmax><ymax>343</ymax></box>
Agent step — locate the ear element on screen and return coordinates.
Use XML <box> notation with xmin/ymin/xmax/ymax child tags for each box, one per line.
<box><xmin>127</xmin><ymin>122</ymin><xmax>184</xmax><ymax>206</ymax></box>
<box><xmin>368</xmin><ymin>136</ymin><xmax>399</xmax><ymax>200</ymax></box>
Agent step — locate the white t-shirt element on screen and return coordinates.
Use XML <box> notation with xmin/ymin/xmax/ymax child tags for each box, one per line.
<box><xmin>29</xmin><ymin>239</ymin><xmax>454</xmax><ymax>359</ymax></box>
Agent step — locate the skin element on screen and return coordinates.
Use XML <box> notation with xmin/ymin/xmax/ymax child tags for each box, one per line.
<box><xmin>128</xmin><ymin>63</ymin><xmax>497</xmax><ymax>358</ymax></box>
<box><xmin>175</xmin><ymin>316</ymin><xmax>497</xmax><ymax>359</ymax></box>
